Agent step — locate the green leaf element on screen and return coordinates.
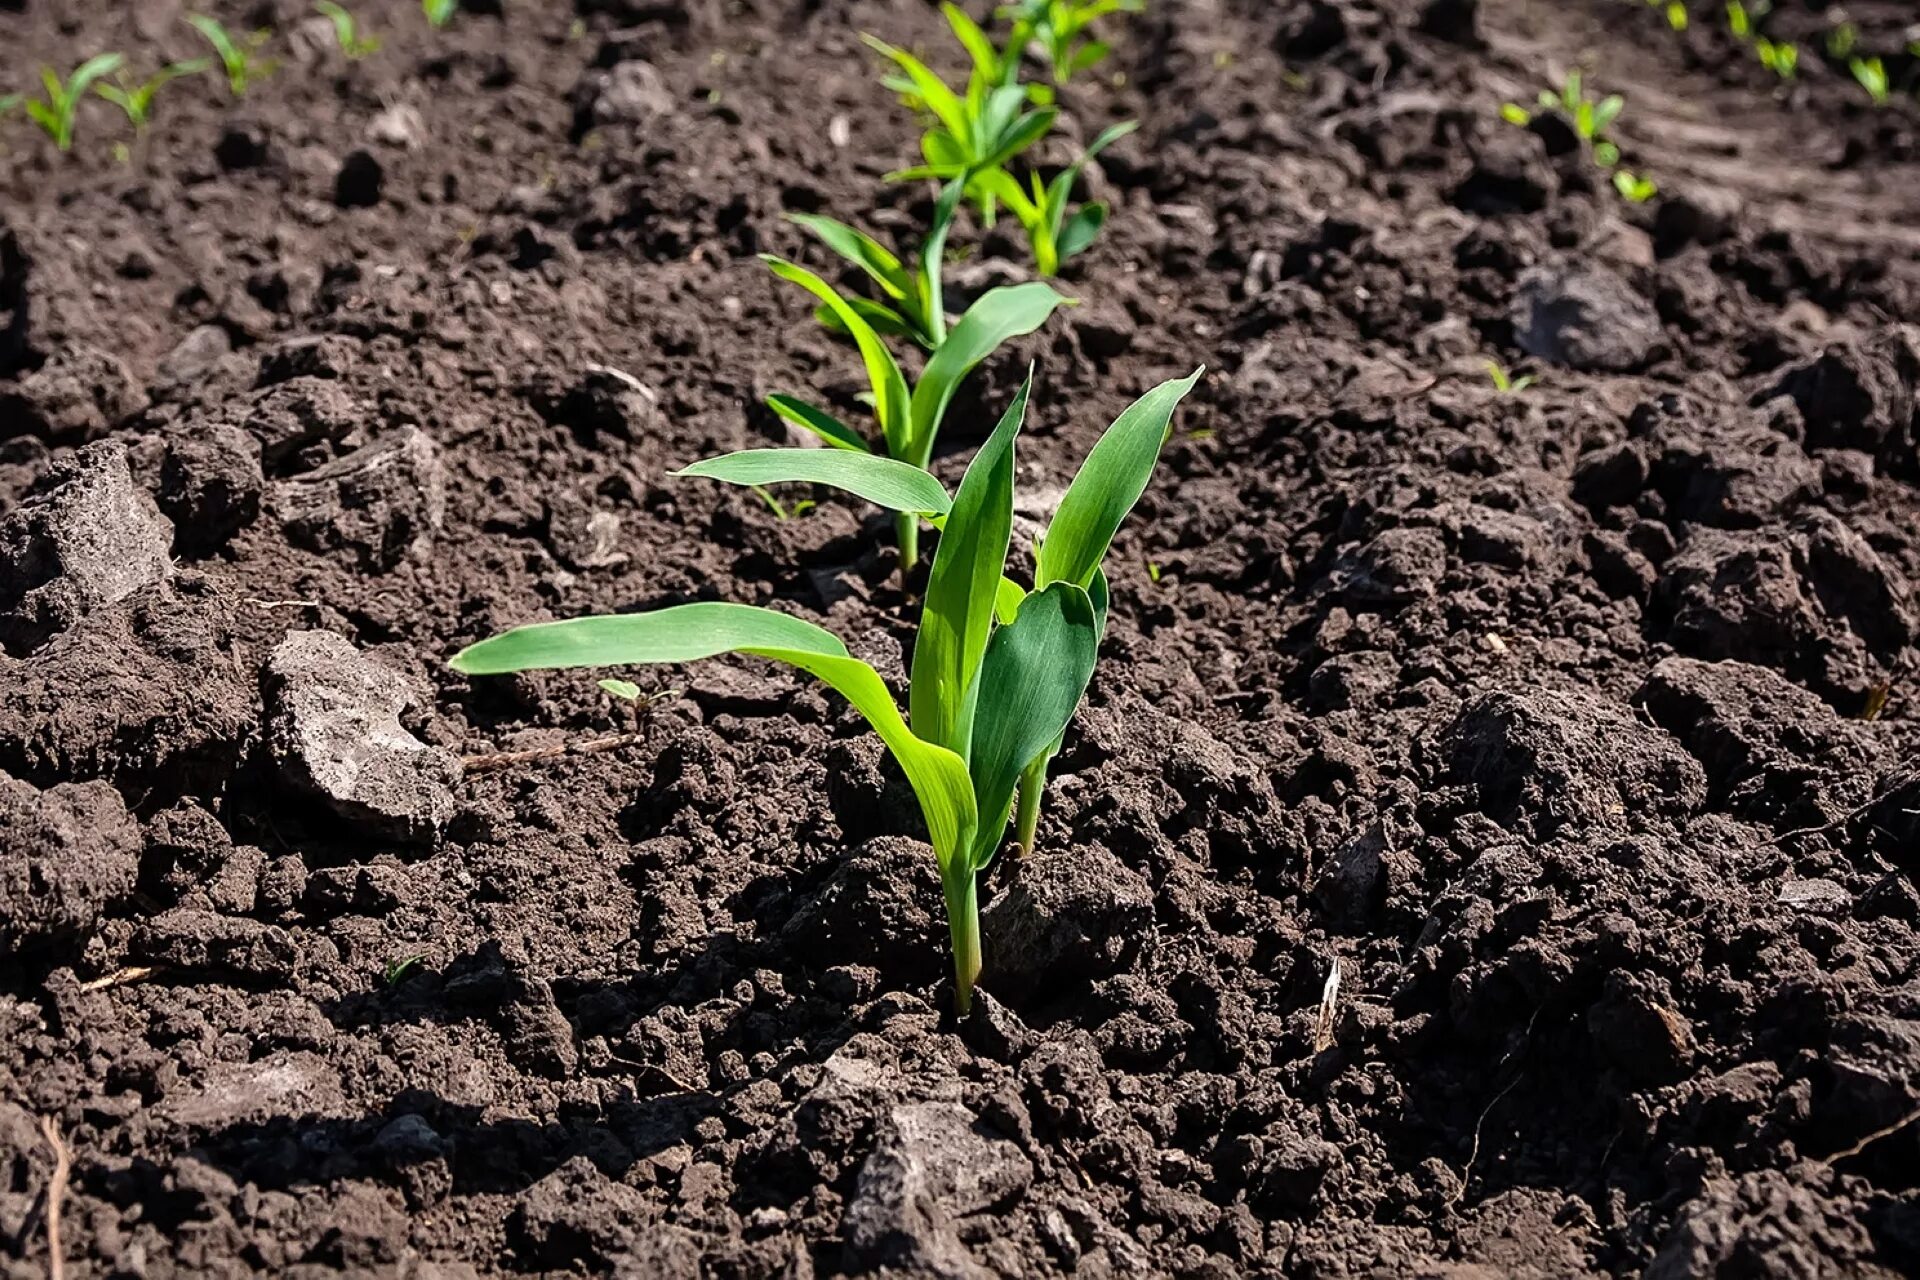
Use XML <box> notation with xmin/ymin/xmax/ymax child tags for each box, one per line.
<box><xmin>672</xmin><ymin>448</ymin><xmax>953</xmax><ymax>516</ymax></box>
<box><xmin>68</xmin><ymin>53</ymin><xmax>127</xmax><ymax>99</ymax></box>
<box><xmin>994</xmin><ymin>575</ymin><xmax>1028</xmax><ymax>626</ymax></box>
<box><xmin>907</xmin><ymin>282</ymin><xmax>1069</xmax><ymax>463</ymax></box>
<box><xmin>864</xmin><ymin>36</ymin><xmax>972</xmax><ymax>145</ymax></box>
<box><xmin>815</xmin><ymin>297</ymin><xmax>917</xmax><ymax>343</ymax></box>
<box><xmin>765</xmin><ymin>395</ymin><xmax>871</xmax><ymax>453</ymax></box>
<box><xmin>963</xmin><ymin>580</ymin><xmax>1100</xmax><ymax>869</ymax></box>
<box><xmin>598</xmin><ymin>678</ymin><xmax>642</xmax><ymax>700</ymax></box>
<box><xmin>452</xmin><ymin>603</ymin><xmax>978</xmax><ymax>870</ymax></box>
<box><xmin>788</xmin><ymin>214</ymin><xmax>912</xmax><ymax>301</ymax></box>
<box><xmin>1591</xmin><ymin>94</ymin><xmax>1624</xmax><ymax>134</ymax></box>
<box><xmin>1037</xmin><ymin>369</ymin><xmax>1204</xmax><ymax>590</ymax></box>
<box><xmin>911</xmin><ymin>374</ymin><xmax>1029</xmax><ymax>752</ymax></box>
<box><xmin>919</xmin><ymin>177</ymin><xmax>968</xmax><ymax>347</ymax></box>
<box><xmin>977</xmin><ymin>106</ymin><xmax>1058</xmax><ymax>171</ymax></box>
<box><xmin>1056</xmin><ymin>201</ymin><xmax>1108</xmax><ymax>261</ymax></box>
<box><xmin>942</xmin><ymin>2</ymin><xmax>1007</xmax><ymax>86</ymax></box>
<box><xmin>764</xmin><ymin>256</ymin><xmax>912</xmax><ymax>456</ymax></box>
<box><xmin>1066</xmin><ymin>39</ymin><xmax>1111</xmax><ymax>77</ymax></box>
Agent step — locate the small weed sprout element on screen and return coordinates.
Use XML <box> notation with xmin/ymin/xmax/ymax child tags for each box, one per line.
<box><xmin>1485</xmin><ymin>360</ymin><xmax>1537</xmax><ymax>394</ymax></box>
<box><xmin>188</xmin><ymin>15</ymin><xmax>276</xmax><ymax>98</ymax></box>
<box><xmin>424</xmin><ymin>0</ymin><xmax>460</xmax><ymax>27</ymax></box>
<box><xmin>1755</xmin><ymin>38</ymin><xmax>1797</xmax><ymax>79</ymax></box>
<box><xmin>727</xmin><ymin>249</ymin><xmax>1068</xmax><ymax>572</ymax></box>
<box><xmin>383</xmin><ymin>954</ymin><xmax>426</xmax><ymax>985</ymax></box>
<box><xmin>1612</xmin><ymin>170</ymin><xmax>1658</xmax><ymax>203</ymax></box>
<box><xmin>981</xmin><ymin>120</ymin><xmax>1137</xmax><ymax>276</ymax></box>
<box><xmin>95</xmin><ymin>59</ymin><xmax>211</xmax><ymax>134</ymax></box>
<box><xmin>1851</xmin><ymin>57</ymin><xmax>1890</xmax><ymax>106</ymax></box>
<box><xmin>1725</xmin><ymin>0</ymin><xmax>1770</xmax><ymax>41</ymax></box>
<box><xmin>1505</xmin><ymin>72</ymin><xmax>1656</xmax><ymax>204</ymax></box>
<box><xmin>1661</xmin><ymin>1</ymin><xmax>1687</xmax><ymax>31</ymax></box>
<box><xmin>316</xmin><ymin>2</ymin><xmax>383</xmax><ymax>58</ymax></box>
<box><xmin>454</xmin><ymin>369</ymin><xmax>1204</xmax><ymax>1014</ymax></box>
<box><xmin>1826</xmin><ymin>22</ymin><xmax>1858</xmax><ymax>59</ymax></box>
<box><xmin>16</xmin><ymin>54</ymin><xmax>125</xmax><ymax>152</ymax></box>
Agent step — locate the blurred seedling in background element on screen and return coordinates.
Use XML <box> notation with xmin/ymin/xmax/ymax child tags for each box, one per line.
<box><xmin>316</xmin><ymin>2</ymin><xmax>383</xmax><ymax>58</ymax></box>
<box><xmin>1755</xmin><ymin>38</ymin><xmax>1797</xmax><ymax>79</ymax></box>
<box><xmin>424</xmin><ymin>0</ymin><xmax>460</xmax><ymax>27</ymax></box>
<box><xmin>981</xmin><ymin>120</ymin><xmax>1137</xmax><ymax>276</ymax></box>
<box><xmin>1612</xmin><ymin>170</ymin><xmax>1658</xmax><ymax>203</ymax></box>
<box><xmin>1851</xmin><ymin>56</ymin><xmax>1890</xmax><ymax>106</ymax></box>
<box><xmin>1725</xmin><ymin>0</ymin><xmax>1770</xmax><ymax>41</ymax></box>
<box><xmin>1485</xmin><ymin>361</ymin><xmax>1537</xmax><ymax>394</ymax></box>
<box><xmin>790</xmin><ymin>178</ymin><xmax>967</xmax><ymax>350</ymax></box>
<box><xmin>189</xmin><ymin>15</ymin><xmax>276</xmax><ymax>98</ymax></box>
<box><xmin>1000</xmin><ymin>0</ymin><xmax>1144</xmax><ymax>87</ymax></box>
<box><xmin>95</xmin><ymin>59</ymin><xmax>211</xmax><ymax>135</ymax></box>
<box><xmin>1503</xmin><ymin>71</ymin><xmax>1627</xmax><ymax>166</ymax></box>
<box><xmin>14</xmin><ymin>54</ymin><xmax>125</xmax><ymax>151</ymax></box>
<box><xmin>1825</xmin><ymin>20</ymin><xmax>1857</xmax><ymax>59</ymax></box>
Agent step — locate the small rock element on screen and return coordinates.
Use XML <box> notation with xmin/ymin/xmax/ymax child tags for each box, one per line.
<box><xmin>546</xmin><ymin>493</ymin><xmax>629</xmax><ymax>570</ymax></box>
<box><xmin>1332</xmin><ymin>526</ymin><xmax>1447</xmax><ymax>605</ymax></box>
<box><xmin>146</xmin><ymin>800</ymin><xmax>236</xmax><ymax>901</ymax></box>
<box><xmin>980</xmin><ymin>843</ymin><xmax>1154</xmax><ymax>998</ymax></box>
<box><xmin>159</xmin><ymin>421</ymin><xmax>264</xmax><ymax>554</ymax></box>
<box><xmin>0</xmin><ymin>344</ymin><xmax>146</xmax><ymax>442</ymax></box>
<box><xmin>1511</xmin><ymin>260</ymin><xmax>1664</xmax><ymax>372</ymax></box>
<box><xmin>271</xmin><ymin>426</ymin><xmax>446</xmax><ymax>570</ymax></box>
<box><xmin>844</xmin><ymin>1101</ymin><xmax>1033</xmax><ymax>1277</ymax></box>
<box><xmin>256</xmin><ymin>335</ymin><xmax>359</xmax><ymax>387</ymax></box>
<box><xmin>255</xmin><ymin>854</ymin><xmax>309</xmax><ymax>915</ymax></box>
<box><xmin>367</xmin><ymin>103</ymin><xmax>425</xmax><ymax>150</ymax></box>
<box><xmin>335</xmin><ymin>150</ymin><xmax>385</xmax><ymax>209</ymax></box>
<box><xmin>372</xmin><ymin>1114</ymin><xmax>452</xmax><ymax>1206</ymax></box>
<box><xmin>588</xmin><ymin>60</ymin><xmax>675</xmax><ymax>127</ymax></box>
<box><xmin>0</xmin><ymin>441</ymin><xmax>174</xmax><ymax>654</ymax></box>
<box><xmin>157</xmin><ymin>324</ymin><xmax>233</xmax><ymax>385</ymax></box>
<box><xmin>0</xmin><ymin>770</ymin><xmax>141</xmax><ymax>954</ymax></box>
<box><xmin>262</xmin><ymin>630</ymin><xmax>460</xmax><ymax>844</ymax></box>
<box><xmin>501</xmin><ymin>973</ymin><xmax>579</xmax><ymax>1078</ymax></box>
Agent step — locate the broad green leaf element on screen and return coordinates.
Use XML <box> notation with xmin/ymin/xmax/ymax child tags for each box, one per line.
<box><xmin>1057</xmin><ymin>202</ymin><xmax>1108</xmax><ymax>261</ymax></box>
<box><xmin>963</xmin><ymin>580</ymin><xmax>1100</xmax><ymax>869</ymax></box>
<box><xmin>672</xmin><ymin>448</ymin><xmax>952</xmax><ymax>516</ymax></box>
<box><xmin>911</xmin><ymin>374</ymin><xmax>1029</xmax><ymax>753</ymax></box>
<box><xmin>978</xmin><ymin>106</ymin><xmax>1058</xmax><ymax>171</ymax></box>
<box><xmin>1037</xmin><ymin>369</ymin><xmax>1204</xmax><ymax>590</ymax></box>
<box><xmin>977</xmin><ymin>83</ymin><xmax>1030</xmax><ymax>157</ymax></box>
<box><xmin>766</xmin><ymin>395</ymin><xmax>870</xmax><ymax>453</ymax></box>
<box><xmin>452</xmin><ymin>603</ymin><xmax>977</xmax><ymax>869</ymax></box>
<box><xmin>788</xmin><ymin>214</ymin><xmax>912</xmax><ymax>302</ymax></box>
<box><xmin>764</xmin><ymin>256</ymin><xmax>912</xmax><ymax>456</ymax></box>
<box><xmin>69</xmin><ymin>53</ymin><xmax>126</xmax><ymax>98</ymax></box>
<box><xmin>1593</xmin><ymin>94</ymin><xmax>1624</xmax><ymax>134</ymax></box>
<box><xmin>907</xmin><ymin>283</ymin><xmax>1068</xmax><ymax>463</ymax></box>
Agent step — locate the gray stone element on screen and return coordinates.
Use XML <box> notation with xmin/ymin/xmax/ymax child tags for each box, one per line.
<box><xmin>591</xmin><ymin>60</ymin><xmax>675</xmax><ymax>127</ymax></box>
<box><xmin>263</xmin><ymin>630</ymin><xmax>459</xmax><ymax>844</ymax></box>
<box><xmin>157</xmin><ymin>324</ymin><xmax>234</xmax><ymax>384</ymax></box>
<box><xmin>844</xmin><ymin>1100</ymin><xmax>1033</xmax><ymax>1277</ymax></box>
<box><xmin>1512</xmin><ymin>260</ymin><xmax>1663</xmax><ymax>372</ymax></box>
<box><xmin>0</xmin><ymin>441</ymin><xmax>174</xmax><ymax>654</ymax></box>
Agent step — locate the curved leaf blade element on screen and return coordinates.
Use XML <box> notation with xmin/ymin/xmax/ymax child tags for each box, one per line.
<box><xmin>788</xmin><ymin>214</ymin><xmax>912</xmax><ymax>301</ymax></box>
<box><xmin>672</xmin><ymin>449</ymin><xmax>952</xmax><ymax>516</ymax></box>
<box><xmin>764</xmin><ymin>256</ymin><xmax>912</xmax><ymax>456</ymax></box>
<box><xmin>765</xmin><ymin>395</ymin><xmax>871</xmax><ymax>453</ymax></box>
<box><xmin>907</xmin><ymin>282</ymin><xmax>1068</xmax><ymax>463</ymax></box>
<box><xmin>1037</xmin><ymin>369</ymin><xmax>1204</xmax><ymax>590</ymax></box>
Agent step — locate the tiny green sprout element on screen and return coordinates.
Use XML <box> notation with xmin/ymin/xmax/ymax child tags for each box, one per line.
<box><xmin>1499</xmin><ymin>102</ymin><xmax>1532</xmax><ymax>127</ymax></box>
<box><xmin>867</xmin><ymin>32</ymin><xmax>1059</xmax><ymax>224</ymax></box>
<box><xmin>1146</xmin><ymin>560</ymin><xmax>1161</xmax><ymax>583</ymax></box>
<box><xmin>384</xmin><ymin>954</ymin><xmax>427</xmax><ymax>985</ymax></box>
<box><xmin>1662</xmin><ymin>1</ymin><xmax>1687</xmax><ymax>32</ymax></box>
<box><xmin>424</xmin><ymin>0</ymin><xmax>460</xmax><ymax>25</ymax></box>
<box><xmin>598</xmin><ymin>678</ymin><xmax>643</xmax><ymax>701</ymax></box>
<box><xmin>790</xmin><ymin>177</ymin><xmax>966</xmax><ymax>351</ymax></box>
<box><xmin>0</xmin><ymin>94</ymin><xmax>20</xmax><ymax>119</ymax></box>
<box><xmin>981</xmin><ymin>120</ymin><xmax>1138</xmax><ymax>277</ymax></box>
<box><xmin>1851</xmin><ymin>57</ymin><xmax>1890</xmax><ymax>106</ymax></box>
<box><xmin>1825</xmin><ymin>21</ymin><xmax>1856</xmax><ymax>59</ymax></box>
<box><xmin>94</xmin><ymin>59</ymin><xmax>211</xmax><ymax>133</ymax></box>
<box><xmin>453</xmin><ymin>368</ymin><xmax>1204</xmax><ymax>1015</ymax></box>
<box><xmin>16</xmin><ymin>53</ymin><xmax>125</xmax><ymax>152</ymax></box>
<box><xmin>998</xmin><ymin>0</ymin><xmax>1144</xmax><ymax>86</ymax></box>
<box><xmin>1725</xmin><ymin>0</ymin><xmax>1750</xmax><ymax>39</ymax></box>
<box><xmin>736</xmin><ymin>247</ymin><xmax>1069</xmax><ymax>573</ymax></box>
<box><xmin>1613</xmin><ymin>170</ymin><xmax>1658</xmax><ymax>203</ymax></box>
<box><xmin>1485</xmin><ymin>360</ymin><xmax>1537</xmax><ymax>394</ymax></box>
<box><xmin>1755</xmin><ymin>38</ymin><xmax>1797</xmax><ymax>80</ymax></box>
<box><xmin>316</xmin><ymin>2</ymin><xmax>383</xmax><ymax>59</ymax></box>
<box><xmin>188</xmin><ymin>15</ymin><xmax>276</xmax><ymax>98</ymax></box>
<box><xmin>751</xmin><ymin>484</ymin><xmax>816</xmax><ymax>521</ymax></box>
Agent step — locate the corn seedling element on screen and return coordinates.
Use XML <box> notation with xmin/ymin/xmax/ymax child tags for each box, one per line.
<box><xmin>453</xmin><ymin>368</ymin><xmax>1203</xmax><ymax>1015</ymax></box>
<box><xmin>14</xmin><ymin>54</ymin><xmax>125</xmax><ymax>152</ymax></box>
<box><xmin>1612</xmin><ymin>170</ymin><xmax>1658</xmax><ymax>203</ymax></box>
<box><xmin>1485</xmin><ymin>360</ymin><xmax>1536</xmax><ymax>394</ymax></box>
<box><xmin>1754</xmin><ymin>38</ymin><xmax>1797</xmax><ymax>79</ymax></box>
<box><xmin>94</xmin><ymin>59</ymin><xmax>210</xmax><ymax>133</ymax></box>
<box><xmin>998</xmin><ymin>0</ymin><xmax>1143</xmax><ymax>86</ymax></box>
<box><xmin>742</xmin><ymin>252</ymin><xmax>1068</xmax><ymax>571</ymax></box>
<box><xmin>1725</xmin><ymin>0</ymin><xmax>1770</xmax><ymax>40</ymax></box>
<box><xmin>383</xmin><ymin>953</ymin><xmax>427</xmax><ymax>985</ymax></box>
<box><xmin>188</xmin><ymin>16</ymin><xmax>275</xmax><ymax>98</ymax></box>
<box><xmin>868</xmin><ymin>33</ymin><xmax>1058</xmax><ymax>223</ymax></box>
<box><xmin>791</xmin><ymin>178</ymin><xmax>966</xmax><ymax>350</ymax></box>
<box><xmin>316</xmin><ymin>2</ymin><xmax>383</xmax><ymax>58</ymax></box>
<box><xmin>1851</xmin><ymin>57</ymin><xmax>1890</xmax><ymax>106</ymax></box>
<box><xmin>752</xmin><ymin>485</ymin><xmax>816</xmax><ymax>521</ymax></box>
<box><xmin>425</xmin><ymin>0</ymin><xmax>460</xmax><ymax>26</ymax></box>
<box><xmin>980</xmin><ymin>120</ymin><xmax>1137</xmax><ymax>276</ymax></box>
<box><xmin>1826</xmin><ymin>22</ymin><xmax>1857</xmax><ymax>60</ymax></box>
<box><xmin>1656</xmin><ymin>0</ymin><xmax>1687</xmax><ymax>32</ymax></box>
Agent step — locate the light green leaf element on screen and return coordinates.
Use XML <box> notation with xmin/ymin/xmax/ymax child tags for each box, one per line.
<box><xmin>451</xmin><ymin>603</ymin><xmax>978</xmax><ymax>869</ymax></box>
<box><xmin>977</xmin><ymin>106</ymin><xmax>1058</xmax><ymax>171</ymax></box>
<box><xmin>815</xmin><ymin>297</ymin><xmax>916</xmax><ymax>343</ymax></box>
<box><xmin>765</xmin><ymin>395</ymin><xmax>870</xmax><ymax>453</ymax></box>
<box><xmin>1037</xmin><ymin>369</ymin><xmax>1204</xmax><ymax>590</ymax></box>
<box><xmin>964</xmin><ymin>580</ymin><xmax>1100</xmax><ymax>869</ymax></box>
<box><xmin>764</xmin><ymin>256</ymin><xmax>912</xmax><ymax>456</ymax></box>
<box><xmin>672</xmin><ymin>448</ymin><xmax>953</xmax><ymax>516</ymax></box>
<box><xmin>864</xmin><ymin>36</ymin><xmax>971</xmax><ymax>144</ymax></box>
<box><xmin>69</xmin><ymin>53</ymin><xmax>127</xmax><ymax>98</ymax></box>
<box><xmin>911</xmin><ymin>374</ymin><xmax>1029</xmax><ymax>753</ymax></box>
<box><xmin>994</xmin><ymin>575</ymin><xmax>1027</xmax><ymax>625</ymax></box>
<box><xmin>1057</xmin><ymin>202</ymin><xmax>1108</xmax><ymax>261</ymax></box>
<box><xmin>943</xmin><ymin>2</ymin><xmax>1007</xmax><ymax>86</ymax></box>
<box><xmin>907</xmin><ymin>282</ymin><xmax>1068</xmax><ymax>463</ymax></box>
<box><xmin>788</xmin><ymin>214</ymin><xmax>912</xmax><ymax>302</ymax></box>
<box><xmin>598</xmin><ymin>678</ymin><xmax>642</xmax><ymax>700</ymax></box>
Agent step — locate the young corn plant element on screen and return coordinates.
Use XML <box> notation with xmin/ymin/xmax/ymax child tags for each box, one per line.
<box><xmin>979</xmin><ymin>120</ymin><xmax>1136</xmax><ymax>276</ymax></box>
<box><xmin>868</xmin><ymin>33</ymin><xmax>1058</xmax><ymax>223</ymax></box>
<box><xmin>1851</xmin><ymin>56</ymin><xmax>1891</xmax><ymax>106</ymax></box>
<box><xmin>1754</xmin><ymin>38</ymin><xmax>1797</xmax><ymax>79</ymax></box>
<box><xmin>95</xmin><ymin>59</ymin><xmax>211</xmax><ymax>134</ymax></box>
<box><xmin>999</xmin><ymin>0</ymin><xmax>1143</xmax><ymax>86</ymax></box>
<box><xmin>424</xmin><ymin>0</ymin><xmax>460</xmax><ymax>26</ymax></box>
<box><xmin>745</xmin><ymin>252</ymin><xmax>1069</xmax><ymax>572</ymax></box>
<box><xmin>453</xmin><ymin>369</ymin><xmax>1203</xmax><ymax>1014</ymax></box>
<box><xmin>316</xmin><ymin>2</ymin><xmax>383</xmax><ymax>58</ymax></box>
<box><xmin>1612</xmin><ymin>170</ymin><xmax>1658</xmax><ymax>203</ymax></box>
<box><xmin>1485</xmin><ymin>360</ymin><xmax>1536</xmax><ymax>394</ymax></box>
<box><xmin>188</xmin><ymin>15</ymin><xmax>276</xmax><ymax>98</ymax></box>
<box><xmin>790</xmin><ymin>178</ymin><xmax>966</xmax><ymax>351</ymax></box>
<box><xmin>15</xmin><ymin>54</ymin><xmax>125</xmax><ymax>152</ymax></box>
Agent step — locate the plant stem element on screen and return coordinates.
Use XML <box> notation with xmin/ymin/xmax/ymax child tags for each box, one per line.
<box><xmin>943</xmin><ymin>864</ymin><xmax>982</xmax><ymax>1015</ymax></box>
<box><xmin>1014</xmin><ymin>755</ymin><xmax>1049</xmax><ymax>857</ymax></box>
<box><xmin>895</xmin><ymin>511</ymin><xmax>920</xmax><ymax>578</ymax></box>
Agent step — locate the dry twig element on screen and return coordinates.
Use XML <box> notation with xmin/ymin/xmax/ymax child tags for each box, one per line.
<box><xmin>40</xmin><ymin>1115</ymin><xmax>72</xmax><ymax>1280</ymax></box>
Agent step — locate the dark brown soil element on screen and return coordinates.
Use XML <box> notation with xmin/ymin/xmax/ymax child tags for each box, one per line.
<box><xmin>5</xmin><ymin>0</ymin><xmax>1920</xmax><ymax>1275</ymax></box>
